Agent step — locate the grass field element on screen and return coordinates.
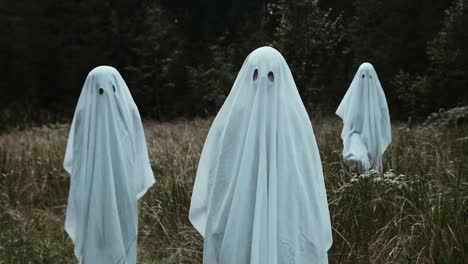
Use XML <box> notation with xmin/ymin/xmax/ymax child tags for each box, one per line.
<box><xmin>0</xmin><ymin>117</ymin><xmax>466</xmax><ymax>263</ymax></box>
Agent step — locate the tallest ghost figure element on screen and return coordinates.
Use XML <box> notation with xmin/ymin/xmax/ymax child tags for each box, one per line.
<box><xmin>190</xmin><ymin>47</ymin><xmax>333</xmax><ymax>264</ymax></box>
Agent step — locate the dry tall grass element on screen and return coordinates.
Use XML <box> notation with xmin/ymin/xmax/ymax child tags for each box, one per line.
<box><xmin>0</xmin><ymin>118</ymin><xmax>466</xmax><ymax>263</ymax></box>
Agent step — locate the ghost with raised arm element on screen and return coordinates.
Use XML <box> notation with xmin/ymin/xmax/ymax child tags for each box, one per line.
<box><xmin>336</xmin><ymin>62</ymin><xmax>391</xmax><ymax>171</ymax></box>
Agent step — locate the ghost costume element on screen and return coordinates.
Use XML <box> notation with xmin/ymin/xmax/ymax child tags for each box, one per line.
<box><xmin>189</xmin><ymin>47</ymin><xmax>332</xmax><ymax>264</ymax></box>
<box><xmin>336</xmin><ymin>62</ymin><xmax>391</xmax><ymax>171</ymax></box>
<box><xmin>64</xmin><ymin>66</ymin><xmax>155</xmax><ymax>264</ymax></box>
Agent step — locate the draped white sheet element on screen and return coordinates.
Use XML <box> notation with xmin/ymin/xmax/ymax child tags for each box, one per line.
<box><xmin>64</xmin><ymin>66</ymin><xmax>155</xmax><ymax>264</ymax></box>
<box><xmin>336</xmin><ymin>62</ymin><xmax>391</xmax><ymax>171</ymax></box>
<box><xmin>190</xmin><ymin>47</ymin><xmax>332</xmax><ymax>264</ymax></box>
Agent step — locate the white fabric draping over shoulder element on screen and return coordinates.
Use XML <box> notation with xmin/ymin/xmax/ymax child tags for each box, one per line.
<box><xmin>189</xmin><ymin>47</ymin><xmax>332</xmax><ymax>264</ymax></box>
<box><xmin>64</xmin><ymin>66</ymin><xmax>155</xmax><ymax>264</ymax></box>
<box><xmin>336</xmin><ymin>62</ymin><xmax>391</xmax><ymax>171</ymax></box>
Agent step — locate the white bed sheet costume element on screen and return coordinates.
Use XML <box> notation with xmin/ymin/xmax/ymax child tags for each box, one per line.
<box><xmin>336</xmin><ymin>62</ymin><xmax>391</xmax><ymax>171</ymax></box>
<box><xmin>189</xmin><ymin>47</ymin><xmax>333</xmax><ymax>264</ymax></box>
<box><xmin>64</xmin><ymin>66</ymin><xmax>155</xmax><ymax>264</ymax></box>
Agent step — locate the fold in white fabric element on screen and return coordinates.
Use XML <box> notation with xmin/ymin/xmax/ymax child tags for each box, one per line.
<box><xmin>190</xmin><ymin>47</ymin><xmax>332</xmax><ymax>264</ymax></box>
<box><xmin>336</xmin><ymin>62</ymin><xmax>391</xmax><ymax>171</ymax></box>
<box><xmin>64</xmin><ymin>66</ymin><xmax>155</xmax><ymax>264</ymax></box>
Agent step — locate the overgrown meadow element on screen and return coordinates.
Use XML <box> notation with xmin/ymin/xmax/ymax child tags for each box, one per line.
<box><xmin>0</xmin><ymin>118</ymin><xmax>466</xmax><ymax>264</ymax></box>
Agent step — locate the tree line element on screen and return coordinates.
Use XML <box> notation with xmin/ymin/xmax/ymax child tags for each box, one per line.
<box><xmin>0</xmin><ymin>0</ymin><xmax>467</xmax><ymax>128</ymax></box>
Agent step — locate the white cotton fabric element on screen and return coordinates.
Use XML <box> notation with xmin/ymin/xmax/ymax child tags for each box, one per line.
<box><xmin>336</xmin><ymin>62</ymin><xmax>391</xmax><ymax>171</ymax></box>
<box><xmin>189</xmin><ymin>47</ymin><xmax>332</xmax><ymax>264</ymax></box>
<box><xmin>64</xmin><ymin>66</ymin><xmax>155</xmax><ymax>264</ymax></box>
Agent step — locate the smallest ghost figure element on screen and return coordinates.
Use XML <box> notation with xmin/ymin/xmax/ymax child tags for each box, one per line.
<box><xmin>64</xmin><ymin>66</ymin><xmax>155</xmax><ymax>264</ymax></box>
<box><xmin>336</xmin><ymin>62</ymin><xmax>391</xmax><ymax>172</ymax></box>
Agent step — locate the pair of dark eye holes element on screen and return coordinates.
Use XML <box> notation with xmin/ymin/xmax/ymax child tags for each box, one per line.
<box><xmin>98</xmin><ymin>85</ymin><xmax>116</xmax><ymax>95</ymax></box>
<box><xmin>362</xmin><ymin>74</ymin><xmax>372</xmax><ymax>79</ymax></box>
<box><xmin>253</xmin><ymin>69</ymin><xmax>274</xmax><ymax>81</ymax></box>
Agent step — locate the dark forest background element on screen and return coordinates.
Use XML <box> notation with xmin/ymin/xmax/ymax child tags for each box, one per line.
<box><xmin>1</xmin><ymin>0</ymin><xmax>467</xmax><ymax>128</ymax></box>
